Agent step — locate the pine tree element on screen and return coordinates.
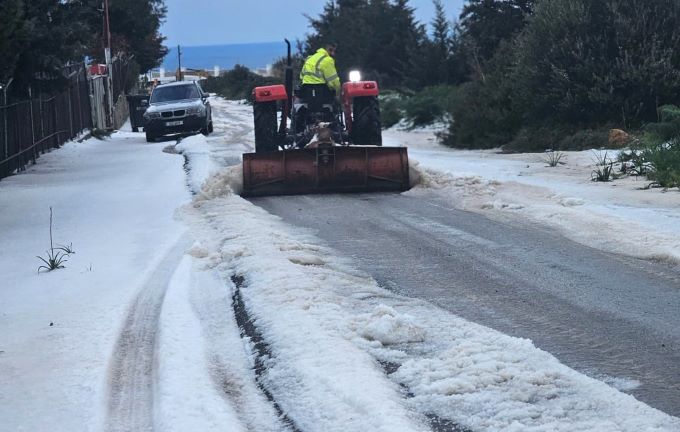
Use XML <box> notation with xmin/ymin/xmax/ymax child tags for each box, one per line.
<box><xmin>415</xmin><ymin>0</ymin><xmax>452</xmax><ymax>87</ymax></box>
<box><xmin>0</xmin><ymin>0</ymin><xmax>27</xmax><ymax>84</ymax></box>
<box><xmin>458</xmin><ymin>0</ymin><xmax>534</xmax><ymax>75</ymax></box>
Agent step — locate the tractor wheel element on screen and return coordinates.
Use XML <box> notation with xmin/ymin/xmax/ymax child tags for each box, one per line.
<box><xmin>254</xmin><ymin>101</ymin><xmax>278</xmax><ymax>152</ymax></box>
<box><xmin>352</xmin><ymin>96</ymin><xmax>382</xmax><ymax>146</ymax></box>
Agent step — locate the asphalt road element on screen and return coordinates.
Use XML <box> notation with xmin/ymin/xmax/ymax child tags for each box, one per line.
<box><xmin>250</xmin><ymin>191</ymin><xmax>680</xmax><ymax>417</ymax></box>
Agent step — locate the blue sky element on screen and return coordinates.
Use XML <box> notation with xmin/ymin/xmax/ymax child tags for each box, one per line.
<box><xmin>162</xmin><ymin>0</ymin><xmax>466</xmax><ymax>47</ymax></box>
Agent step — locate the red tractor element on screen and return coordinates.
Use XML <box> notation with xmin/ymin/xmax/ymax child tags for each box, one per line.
<box><xmin>242</xmin><ymin>40</ymin><xmax>409</xmax><ymax>197</ymax></box>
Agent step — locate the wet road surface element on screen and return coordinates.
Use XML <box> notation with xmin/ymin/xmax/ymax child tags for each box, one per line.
<box><xmin>250</xmin><ymin>191</ymin><xmax>680</xmax><ymax>417</ymax></box>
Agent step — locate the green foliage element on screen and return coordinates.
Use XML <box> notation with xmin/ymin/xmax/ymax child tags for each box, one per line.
<box><xmin>442</xmin><ymin>44</ymin><xmax>521</xmax><ymax>149</ymax></box>
<box><xmin>202</xmin><ymin>65</ymin><xmax>279</xmax><ymax>102</ymax></box>
<box><xmin>402</xmin><ymin>85</ymin><xmax>456</xmax><ymax>128</ymax></box>
<box><xmin>643</xmin><ymin>105</ymin><xmax>680</xmax><ymax>143</ymax></box>
<box><xmin>379</xmin><ymin>94</ymin><xmax>404</xmax><ymax>129</ymax></box>
<box><xmin>0</xmin><ymin>0</ymin><xmax>27</xmax><ymax>83</ymax></box>
<box><xmin>106</xmin><ymin>0</ymin><xmax>168</xmax><ymax>72</ymax></box>
<box><xmin>414</xmin><ymin>0</ymin><xmax>455</xmax><ymax>88</ymax></box>
<box><xmin>514</xmin><ymin>0</ymin><xmax>680</xmax><ymax>127</ymax></box>
<box><xmin>1</xmin><ymin>0</ymin><xmax>166</xmax><ymax>96</ymax></box>
<box><xmin>441</xmin><ymin>0</ymin><xmax>680</xmax><ymax>151</ymax></box>
<box><xmin>37</xmin><ymin>249</ymin><xmax>68</xmax><ymax>273</ymax></box>
<box><xmin>591</xmin><ymin>151</ymin><xmax>615</xmax><ymax>182</ymax></box>
<box><xmin>637</xmin><ymin>106</ymin><xmax>680</xmax><ymax>188</ymax></box>
<box><xmin>558</xmin><ymin>129</ymin><xmax>610</xmax><ymax>151</ymax></box>
<box><xmin>458</xmin><ymin>0</ymin><xmax>534</xmax><ymax>66</ymax></box>
<box><xmin>504</xmin><ymin>125</ymin><xmax>570</xmax><ymax>153</ymax></box>
<box><xmin>641</xmin><ymin>140</ymin><xmax>680</xmax><ymax>188</ymax></box>
<box><xmin>304</xmin><ymin>0</ymin><xmax>427</xmax><ymax>88</ymax></box>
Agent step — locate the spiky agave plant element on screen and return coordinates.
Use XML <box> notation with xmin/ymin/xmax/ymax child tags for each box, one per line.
<box><xmin>591</xmin><ymin>151</ymin><xmax>615</xmax><ymax>182</ymax></box>
<box><xmin>37</xmin><ymin>207</ymin><xmax>68</xmax><ymax>272</ymax></box>
<box><xmin>544</xmin><ymin>150</ymin><xmax>565</xmax><ymax>167</ymax></box>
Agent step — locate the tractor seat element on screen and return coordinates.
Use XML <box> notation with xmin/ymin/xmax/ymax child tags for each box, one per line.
<box><xmin>298</xmin><ymin>84</ymin><xmax>336</xmax><ymax>112</ymax></box>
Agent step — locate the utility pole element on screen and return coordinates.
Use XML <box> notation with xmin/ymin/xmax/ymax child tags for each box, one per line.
<box><xmin>104</xmin><ymin>0</ymin><xmax>115</xmax><ymax>129</ymax></box>
<box><xmin>177</xmin><ymin>45</ymin><xmax>183</xmax><ymax>81</ymax></box>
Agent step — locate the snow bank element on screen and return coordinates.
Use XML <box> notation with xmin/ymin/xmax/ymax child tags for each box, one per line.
<box><xmin>386</xmin><ymin>128</ymin><xmax>680</xmax><ymax>265</ymax></box>
<box><xmin>180</xmin><ymin>173</ymin><xmax>680</xmax><ymax>431</ymax></box>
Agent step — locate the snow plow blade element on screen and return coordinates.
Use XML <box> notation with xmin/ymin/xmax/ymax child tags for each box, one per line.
<box><xmin>242</xmin><ymin>146</ymin><xmax>410</xmax><ymax>197</ymax></box>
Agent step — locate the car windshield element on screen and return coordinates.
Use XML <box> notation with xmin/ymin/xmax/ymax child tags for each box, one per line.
<box><xmin>151</xmin><ymin>85</ymin><xmax>201</xmax><ymax>103</ymax></box>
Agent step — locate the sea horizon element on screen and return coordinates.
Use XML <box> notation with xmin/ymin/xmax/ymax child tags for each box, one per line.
<box><xmin>161</xmin><ymin>41</ymin><xmax>289</xmax><ymax>71</ymax></box>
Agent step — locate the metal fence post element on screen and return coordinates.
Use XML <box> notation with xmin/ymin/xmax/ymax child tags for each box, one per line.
<box><xmin>28</xmin><ymin>87</ymin><xmax>36</xmax><ymax>163</ymax></box>
<box><xmin>67</xmin><ymin>83</ymin><xmax>74</xmax><ymax>138</ymax></box>
<box><xmin>1</xmin><ymin>78</ymin><xmax>12</xmax><ymax>162</ymax></box>
<box><xmin>39</xmin><ymin>94</ymin><xmax>44</xmax><ymax>142</ymax></box>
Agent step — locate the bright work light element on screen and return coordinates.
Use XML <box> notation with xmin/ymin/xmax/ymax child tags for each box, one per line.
<box><xmin>349</xmin><ymin>70</ymin><xmax>362</xmax><ymax>83</ymax></box>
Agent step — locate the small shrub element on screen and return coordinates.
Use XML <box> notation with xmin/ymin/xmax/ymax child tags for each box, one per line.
<box><xmin>504</xmin><ymin>126</ymin><xmax>569</xmax><ymax>153</ymax></box>
<box><xmin>402</xmin><ymin>85</ymin><xmax>457</xmax><ymax>128</ymax></box>
<box><xmin>591</xmin><ymin>151</ymin><xmax>615</xmax><ymax>182</ymax></box>
<box><xmin>379</xmin><ymin>96</ymin><xmax>403</xmax><ymax>129</ymax></box>
<box><xmin>558</xmin><ymin>129</ymin><xmax>609</xmax><ymax>151</ymax></box>
<box><xmin>443</xmin><ymin>82</ymin><xmax>517</xmax><ymax>150</ymax></box>
<box><xmin>637</xmin><ymin>105</ymin><xmax>680</xmax><ymax>188</ymax></box>
<box><xmin>37</xmin><ymin>208</ymin><xmax>70</xmax><ymax>272</ymax></box>
<box><xmin>544</xmin><ymin>150</ymin><xmax>565</xmax><ymax>167</ymax></box>
<box><xmin>642</xmin><ymin>139</ymin><xmax>680</xmax><ymax>188</ymax></box>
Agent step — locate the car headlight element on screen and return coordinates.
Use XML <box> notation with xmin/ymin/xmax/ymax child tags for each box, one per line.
<box><xmin>144</xmin><ymin>112</ymin><xmax>161</xmax><ymax>120</ymax></box>
<box><xmin>186</xmin><ymin>105</ymin><xmax>206</xmax><ymax>115</ymax></box>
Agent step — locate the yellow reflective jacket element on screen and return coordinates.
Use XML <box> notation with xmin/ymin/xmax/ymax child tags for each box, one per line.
<box><xmin>300</xmin><ymin>48</ymin><xmax>341</xmax><ymax>94</ymax></box>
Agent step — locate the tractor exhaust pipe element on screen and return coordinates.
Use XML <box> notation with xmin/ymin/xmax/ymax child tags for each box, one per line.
<box><xmin>278</xmin><ymin>39</ymin><xmax>294</xmax><ymax>137</ymax></box>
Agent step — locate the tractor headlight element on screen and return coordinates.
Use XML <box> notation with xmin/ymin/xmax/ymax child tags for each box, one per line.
<box><xmin>349</xmin><ymin>70</ymin><xmax>362</xmax><ymax>83</ymax></box>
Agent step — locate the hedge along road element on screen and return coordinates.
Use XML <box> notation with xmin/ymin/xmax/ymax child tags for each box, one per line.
<box><xmin>249</xmin><ymin>192</ymin><xmax>680</xmax><ymax>417</ymax></box>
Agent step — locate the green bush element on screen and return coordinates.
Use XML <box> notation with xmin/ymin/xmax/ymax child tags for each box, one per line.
<box><xmin>558</xmin><ymin>129</ymin><xmax>610</xmax><ymax>151</ymax></box>
<box><xmin>441</xmin><ymin>81</ymin><xmax>517</xmax><ymax>149</ymax></box>
<box><xmin>642</xmin><ymin>139</ymin><xmax>680</xmax><ymax>188</ymax></box>
<box><xmin>503</xmin><ymin>126</ymin><xmax>610</xmax><ymax>153</ymax></box>
<box><xmin>637</xmin><ymin>105</ymin><xmax>680</xmax><ymax>188</ymax></box>
<box><xmin>643</xmin><ymin>105</ymin><xmax>680</xmax><ymax>143</ymax></box>
<box><xmin>402</xmin><ymin>85</ymin><xmax>456</xmax><ymax>128</ymax></box>
<box><xmin>379</xmin><ymin>94</ymin><xmax>404</xmax><ymax>129</ymax></box>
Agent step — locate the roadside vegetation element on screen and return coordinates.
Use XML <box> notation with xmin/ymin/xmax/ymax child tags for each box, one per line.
<box><xmin>0</xmin><ymin>0</ymin><xmax>167</xmax><ymax>98</ymax></box>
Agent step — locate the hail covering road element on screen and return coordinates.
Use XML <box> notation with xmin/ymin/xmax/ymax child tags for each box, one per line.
<box><xmin>200</xmin><ymin>99</ymin><xmax>680</xmax><ymax>419</ymax></box>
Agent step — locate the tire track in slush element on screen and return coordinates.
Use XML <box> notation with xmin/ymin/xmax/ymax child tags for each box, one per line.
<box><xmin>105</xmin><ymin>235</ymin><xmax>191</xmax><ymax>432</ymax></box>
<box><xmin>231</xmin><ymin>275</ymin><xmax>303</xmax><ymax>432</ymax></box>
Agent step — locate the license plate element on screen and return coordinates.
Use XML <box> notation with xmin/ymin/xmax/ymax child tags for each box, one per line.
<box><xmin>165</xmin><ymin>120</ymin><xmax>183</xmax><ymax>126</ymax></box>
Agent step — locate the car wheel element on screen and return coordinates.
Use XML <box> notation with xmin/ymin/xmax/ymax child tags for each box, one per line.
<box><xmin>145</xmin><ymin>131</ymin><xmax>156</xmax><ymax>142</ymax></box>
<box><xmin>208</xmin><ymin>120</ymin><xmax>214</xmax><ymax>134</ymax></box>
